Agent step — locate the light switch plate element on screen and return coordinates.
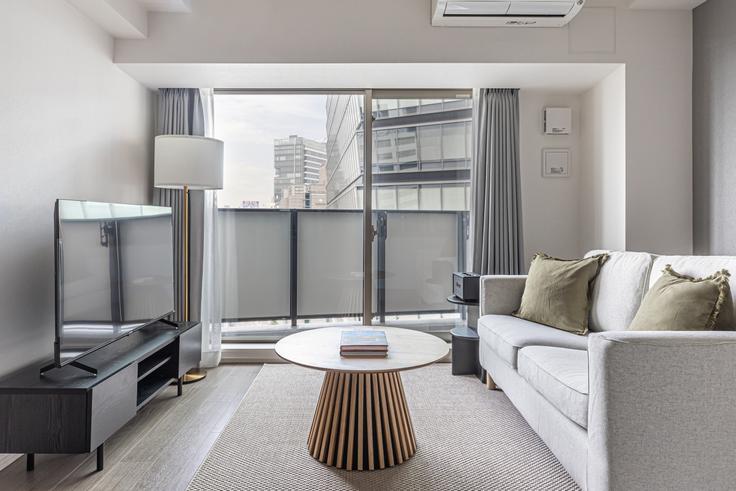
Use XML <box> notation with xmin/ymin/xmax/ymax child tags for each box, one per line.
<box><xmin>543</xmin><ymin>148</ymin><xmax>570</xmax><ymax>178</ymax></box>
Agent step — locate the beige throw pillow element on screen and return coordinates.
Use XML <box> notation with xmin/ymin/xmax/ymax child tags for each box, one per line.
<box><xmin>514</xmin><ymin>253</ymin><xmax>609</xmax><ymax>335</ymax></box>
<box><xmin>628</xmin><ymin>265</ymin><xmax>730</xmax><ymax>331</ymax></box>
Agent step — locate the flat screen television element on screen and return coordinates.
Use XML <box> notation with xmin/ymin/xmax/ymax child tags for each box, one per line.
<box><xmin>51</xmin><ymin>199</ymin><xmax>175</xmax><ymax>371</ymax></box>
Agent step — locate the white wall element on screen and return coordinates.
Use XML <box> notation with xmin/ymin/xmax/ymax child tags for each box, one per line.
<box><xmin>113</xmin><ymin>0</ymin><xmax>693</xmax><ymax>255</ymax></box>
<box><xmin>580</xmin><ymin>66</ymin><xmax>627</xmax><ymax>252</ymax></box>
<box><xmin>0</xmin><ymin>1</ymin><xmax>154</xmax><ymax>377</ymax></box>
<box><xmin>519</xmin><ymin>91</ymin><xmax>583</xmax><ymax>266</ymax></box>
<box><xmin>693</xmin><ymin>0</ymin><xmax>736</xmax><ymax>255</ymax></box>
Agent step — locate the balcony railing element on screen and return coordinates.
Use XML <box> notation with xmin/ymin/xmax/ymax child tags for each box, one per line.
<box><xmin>218</xmin><ymin>208</ymin><xmax>468</xmax><ymax>331</ymax></box>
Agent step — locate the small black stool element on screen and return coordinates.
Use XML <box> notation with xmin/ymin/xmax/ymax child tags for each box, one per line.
<box><xmin>451</xmin><ymin>326</ymin><xmax>484</xmax><ymax>381</ymax></box>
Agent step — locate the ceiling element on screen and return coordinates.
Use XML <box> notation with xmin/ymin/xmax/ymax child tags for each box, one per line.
<box><xmin>137</xmin><ymin>0</ymin><xmax>191</xmax><ymax>12</ymax></box>
<box><xmin>70</xmin><ymin>0</ymin><xmax>708</xmax><ymax>41</ymax></box>
<box><xmin>118</xmin><ymin>62</ymin><xmax>622</xmax><ymax>93</ymax></box>
<box><xmin>67</xmin><ymin>0</ymin><xmax>191</xmax><ymax>39</ymax></box>
<box><xmin>628</xmin><ymin>0</ymin><xmax>707</xmax><ymax>9</ymax></box>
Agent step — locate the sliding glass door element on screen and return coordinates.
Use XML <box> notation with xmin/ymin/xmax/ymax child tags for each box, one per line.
<box><xmin>213</xmin><ymin>89</ymin><xmax>471</xmax><ymax>341</ymax></box>
<box><xmin>215</xmin><ymin>92</ymin><xmax>365</xmax><ymax>340</ymax></box>
<box><xmin>368</xmin><ymin>91</ymin><xmax>473</xmax><ymax>332</ymax></box>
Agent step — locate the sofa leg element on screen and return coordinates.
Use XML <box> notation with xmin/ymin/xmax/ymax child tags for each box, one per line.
<box><xmin>485</xmin><ymin>372</ymin><xmax>497</xmax><ymax>390</ymax></box>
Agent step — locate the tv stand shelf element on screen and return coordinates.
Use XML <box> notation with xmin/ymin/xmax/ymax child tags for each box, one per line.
<box><xmin>138</xmin><ymin>354</ymin><xmax>173</xmax><ymax>381</ymax></box>
<box><xmin>0</xmin><ymin>320</ymin><xmax>201</xmax><ymax>473</ymax></box>
<box><xmin>137</xmin><ymin>373</ymin><xmax>177</xmax><ymax>409</ymax></box>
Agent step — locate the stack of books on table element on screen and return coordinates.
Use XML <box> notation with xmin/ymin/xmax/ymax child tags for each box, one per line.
<box><xmin>340</xmin><ymin>330</ymin><xmax>388</xmax><ymax>358</ymax></box>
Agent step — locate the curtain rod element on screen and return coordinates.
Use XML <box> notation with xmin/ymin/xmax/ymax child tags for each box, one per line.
<box><xmin>213</xmin><ymin>88</ymin><xmax>473</xmax><ymax>98</ymax></box>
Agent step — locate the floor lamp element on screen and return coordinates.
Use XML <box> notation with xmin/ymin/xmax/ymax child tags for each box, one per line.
<box><xmin>154</xmin><ymin>134</ymin><xmax>224</xmax><ymax>384</ymax></box>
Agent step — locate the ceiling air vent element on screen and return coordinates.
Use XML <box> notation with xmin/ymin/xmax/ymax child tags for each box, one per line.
<box><xmin>432</xmin><ymin>0</ymin><xmax>586</xmax><ymax>27</ymax></box>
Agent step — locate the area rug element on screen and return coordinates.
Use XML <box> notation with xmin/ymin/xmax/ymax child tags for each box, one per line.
<box><xmin>188</xmin><ymin>364</ymin><xmax>579</xmax><ymax>490</ymax></box>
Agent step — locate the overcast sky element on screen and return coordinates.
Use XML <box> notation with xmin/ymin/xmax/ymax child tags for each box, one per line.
<box><xmin>214</xmin><ymin>94</ymin><xmax>328</xmax><ymax>208</ymax></box>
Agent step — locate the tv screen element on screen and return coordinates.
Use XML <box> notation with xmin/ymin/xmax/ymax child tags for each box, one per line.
<box><xmin>54</xmin><ymin>200</ymin><xmax>175</xmax><ymax>367</ymax></box>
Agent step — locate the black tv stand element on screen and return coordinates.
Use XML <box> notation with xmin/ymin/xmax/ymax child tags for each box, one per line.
<box><xmin>0</xmin><ymin>320</ymin><xmax>201</xmax><ymax>472</ymax></box>
<box><xmin>159</xmin><ymin>317</ymin><xmax>180</xmax><ymax>328</ymax></box>
<box><xmin>39</xmin><ymin>359</ymin><xmax>99</xmax><ymax>377</ymax></box>
<box><xmin>26</xmin><ymin>443</ymin><xmax>103</xmax><ymax>472</ymax></box>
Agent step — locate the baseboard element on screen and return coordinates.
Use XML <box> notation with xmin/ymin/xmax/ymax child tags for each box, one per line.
<box><xmin>221</xmin><ymin>344</ymin><xmax>285</xmax><ymax>364</ymax></box>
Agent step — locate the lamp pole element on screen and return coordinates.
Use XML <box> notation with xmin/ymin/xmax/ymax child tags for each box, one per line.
<box><xmin>154</xmin><ymin>134</ymin><xmax>224</xmax><ymax>385</ymax></box>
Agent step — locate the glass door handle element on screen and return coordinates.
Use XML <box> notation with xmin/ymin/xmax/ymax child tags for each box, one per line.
<box><xmin>368</xmin><ymin>225</ymin><xmax>378</xmax><ymax>242</ymax></box>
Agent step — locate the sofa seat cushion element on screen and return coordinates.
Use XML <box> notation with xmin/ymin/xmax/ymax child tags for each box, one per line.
<box><xmin>518</xmin><ymin>346</ymin><xmax>589</xmax><ymax>428</ymax></box>
<box><xmin>477</xmin><ymin>314</ymin><xmax>589</xmax><ymax>368</ymax></box>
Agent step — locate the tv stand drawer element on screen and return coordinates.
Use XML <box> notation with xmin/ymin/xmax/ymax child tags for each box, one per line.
<box><xmin>178</xmin><ymin>323</ymin><xmax>202</xmax><ymax>377</ymax></box>
<box><xmin>90</xmin><ymin>365</ymin><xmax>136</xmax><ymax>450</ymax></box>
<box><xmin>0</xmin><ymin>392</ymin><xmax>88</xmax><ymax>454</ymax></box>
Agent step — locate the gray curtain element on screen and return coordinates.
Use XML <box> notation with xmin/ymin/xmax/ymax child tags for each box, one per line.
<box><xmin>155</xmin><ymin>88</ymin><xmax>206</xmax><ymax>322</ymax></box>
<box><xmin>472</xmin><ymin>89</ymin><xmax>524</xmax><ymax>275</ymax></box>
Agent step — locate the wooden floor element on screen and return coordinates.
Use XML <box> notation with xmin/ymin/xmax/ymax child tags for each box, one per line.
<box><xmin>0</xmin><ymin>364</ymin><xmax>263</xmax><ymax>491</ymax></box>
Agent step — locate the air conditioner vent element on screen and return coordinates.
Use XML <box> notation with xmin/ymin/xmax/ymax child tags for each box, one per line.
<box><xmin>444</xmin><ymin>2</ymin><xmax>511</xmax><ymax>16</ymax></box>
<box><xmin>433</xmin><ymin>0</ymin><xmax>585</xmax><ymax>27</ymax></box>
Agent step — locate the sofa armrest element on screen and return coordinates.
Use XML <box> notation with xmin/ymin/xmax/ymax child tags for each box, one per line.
<box><xmin>479</xmin><ymin>275</ymin><xmax>527</xmax><ymax>316</ymax></box>
<box><xmin>587</xmin><ymin>331</ymin><xmax>736</xmax><ymax>491</ymax></box>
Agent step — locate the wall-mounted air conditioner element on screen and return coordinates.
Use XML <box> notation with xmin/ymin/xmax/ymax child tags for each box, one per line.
<box><xmin>431</xmin><ymin>0</ymin><xmax>586</xmax><ymax>27</ymax></box>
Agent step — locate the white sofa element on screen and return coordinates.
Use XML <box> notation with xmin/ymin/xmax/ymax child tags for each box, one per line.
<box><xmin>478</xmin><ymin>251</ymin><xmax>736</xmax><ymax>491</ymax></box>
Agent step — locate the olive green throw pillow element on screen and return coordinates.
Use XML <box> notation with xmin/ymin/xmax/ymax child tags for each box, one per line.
<box><xmin>514</xmin><ymin>253</ymin><xmax>609</xmax><ymax>335</ymax></box>
<box><xmin>628</xmin><ymin>265</ymin><xmax>731</xmax><ymax>331</ymax></box>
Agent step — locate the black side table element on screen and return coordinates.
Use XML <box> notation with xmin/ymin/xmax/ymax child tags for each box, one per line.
<box><xmin>451</xmin><ymin>326</ymin><xmax>484</xmax><ymax>381</ymax></box>
<box><xmin>446</xmin><ymin>295</ymin><xmax>479</xmax><ymax>328</ymax></box>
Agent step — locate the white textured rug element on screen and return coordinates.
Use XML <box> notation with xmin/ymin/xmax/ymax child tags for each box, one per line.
<box><xmin>188</xmin><ymin>364</ymin><xmax>579</xmax><ymax>490</ymax></box>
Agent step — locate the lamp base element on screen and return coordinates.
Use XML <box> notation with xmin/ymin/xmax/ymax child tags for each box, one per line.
<box><xmin>182</xmin><ymin>368</ymin><xmax>207</xmax><ymax>384</ymax></box>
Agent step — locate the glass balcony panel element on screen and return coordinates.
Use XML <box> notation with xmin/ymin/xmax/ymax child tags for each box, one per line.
<box><xmin>384</xmin><ymin>212</ymin><xmax>459</xmax><ymax>313</ymax></box>
<box><xmin>217</xmin><ymin>207</ymin><xmax>465</xmax><ymax>338</ymax></box>
<box><xmin>219</xmin><ymin>210</ymin><xmax>291</xmax><ymax>320</ymax></box>
<box><xmin>297</xmin><ymin>211</ymin><xmax>363</xmax><ymax>317</ymax></box>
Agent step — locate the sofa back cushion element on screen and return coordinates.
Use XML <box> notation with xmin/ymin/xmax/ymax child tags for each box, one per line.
<box><xmin>650</xmin><ymin>256</ymin><xmax>736</xmax><ymax>330</ymax></box>
<box><xmin>629</xmin><ymin>265</ymin><xmax>730</xmax><ymax>331</ymax></box>
<box><xmin>584</xmin><ymin>250</ymin><xmax>655</xmax><ymax>332</ymax></box>
<box><xmin>514</xmin><ymin>253</ymin><xmax>608</xmax><ymax>335</ymax></box>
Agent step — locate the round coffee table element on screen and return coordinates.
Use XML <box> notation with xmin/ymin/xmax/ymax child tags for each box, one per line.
<box><xmin>275</xmin><ymin>326</ymin><xmax>448</xmax><ymax>471</ymax></box>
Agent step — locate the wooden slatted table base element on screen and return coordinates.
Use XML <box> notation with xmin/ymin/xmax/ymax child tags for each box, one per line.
<box><xmin>307</xmin><ymin>371</ymin><xmax>416</xmax><ymax>471</ymax></box>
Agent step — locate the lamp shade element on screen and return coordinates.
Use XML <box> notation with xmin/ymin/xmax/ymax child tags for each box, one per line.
<box><xmin>154</xmin><ymin>135</ymin><xmax>224</xmax><ymax>190</ymax></box>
